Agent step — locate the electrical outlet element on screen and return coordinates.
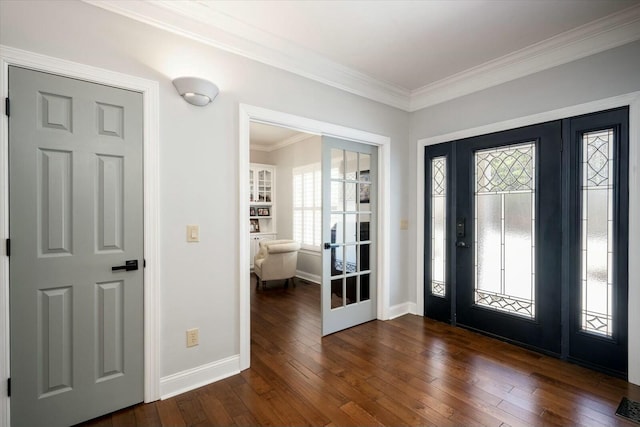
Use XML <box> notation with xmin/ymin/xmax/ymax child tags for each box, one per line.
<box><xmin>186</xmin><ymin>328</ymin><xmax>199</xmax><ymax>347</ymax></box>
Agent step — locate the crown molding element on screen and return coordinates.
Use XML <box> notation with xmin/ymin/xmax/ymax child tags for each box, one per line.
<box><xmin>251</xmin><ymin>132</ymin><xmax>315</xmax><ymax>152</ymax></box>
<box><xmin>409</xmin><ymin>4</ymin><xmax>640</xmax><ymax>111</ymax></box>
<box><xmin>83</xmin><ymin>0</ymin><xmax>411</xmax><ymax>111</ymax></box>
<box><xmin>84</xmin><ymin>1</ymin><xmax>640</xmax><ymax>113</ymax></box>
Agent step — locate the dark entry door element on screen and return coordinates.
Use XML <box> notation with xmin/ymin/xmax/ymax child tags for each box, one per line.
<box><xmin>424</xmin><ymin>109</ymin><xmax>629</xmax><ymax>376</ymax></box>
<box><xmin>454</xmin><ymin>122</ymin><xmax>563</xmax><ymax>354</ymax></box>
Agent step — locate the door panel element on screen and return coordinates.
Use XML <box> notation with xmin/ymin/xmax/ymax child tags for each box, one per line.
<box><xmin>9</xmin><ymin>67</ymin><xmax>144</xmax><ymax>427</ymax></box>
<box><xmin>322</xmin><ymin>137</ymin><xmax>377</xmax><ymax>336</ymax></box>
<box><xmin>39</xmin><ymin>149</ymin><xmax>73</xmax><ymax>255</ymax></box>
<box><xmin>455</xmin><ymin>122</ymin><xmax>562</xmax><ymax>354</ymax></box>
<box><xmin>96</xmin><ymin>155</ymin><xmax>125</xmax><ymax>252</ymax></box>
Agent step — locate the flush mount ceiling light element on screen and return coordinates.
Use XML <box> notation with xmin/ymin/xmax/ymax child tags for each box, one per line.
<box><xmin>172</xmin><ymin>77</ymin><xmax>219</xmax><ymax>106</ymax></box>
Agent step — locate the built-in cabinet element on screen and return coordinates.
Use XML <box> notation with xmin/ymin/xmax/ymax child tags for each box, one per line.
<box><xmin>249</xmin><ymin>163</ymin><xmax>276</xmax><ymax>269</ymax></box>
<box><xmin>249</xmin><ymin>164</ymin><xmax>274</xmax><ymax>204</ymax></box>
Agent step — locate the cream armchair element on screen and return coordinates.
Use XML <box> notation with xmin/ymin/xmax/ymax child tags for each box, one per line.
<box><xmin>254</xmin><ymin>239</ymin><xmax>301</xmax><ymax>290</ymax></box>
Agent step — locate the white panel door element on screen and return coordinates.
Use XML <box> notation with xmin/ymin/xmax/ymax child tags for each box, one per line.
<box><xmin>322</xmin><ymin>136</ymin><xmax>377</xmax><ymax>336</ymax></box>
<box><xmin>9</xmin><ymin>66</ymin><xmax>144</xmax><ymax>427</ymax></box>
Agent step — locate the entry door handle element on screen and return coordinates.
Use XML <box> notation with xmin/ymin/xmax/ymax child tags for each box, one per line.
<box><xmin>456</xmin><ymin>241</ymin><xmax>470</xmax><ymax>248</ymax></box>
<box><xmin>324</xmin><ymin>243</ymin><xmax>340</xmax><ymax>250</ymax></box>
<box><xmin>112</xmin><ymin>260</ymin><xmax>139</xmax><ymax>272</ymax></box>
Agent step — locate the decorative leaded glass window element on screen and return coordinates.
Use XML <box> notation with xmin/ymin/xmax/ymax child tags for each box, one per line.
<box><xmin>431</xmin><ymin>157</ymin><xmax>446</xmax><ymax>297</ymax></box>
<box><xmin>474</xmin><ymin>143</ymin><xmax>536</xmax><ymax>318</ymax></box>
<box><xmin>580</xmin><ymin>129</ymin><xmax>615</xmax><ymax>336</ymax></box>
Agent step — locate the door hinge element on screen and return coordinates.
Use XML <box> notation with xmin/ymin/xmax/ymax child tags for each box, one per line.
<box><xmin>7</xmin><ymin>378</ymin><xmax>10</xmax><ymax>397</ymax></box>
<box><xmin>143</xmin><ymin>259</ymin><xmax>146</xmax><ymax>268</ymax></box>
<box><xmin>5</xmin><ymin>98</ymin><xmax>9</xmax><ymax>117</ymax></box>
<box><xmin>5</xmin><ymin>239</ymin><xmax>10</xmax><ymax>257</ymax></box>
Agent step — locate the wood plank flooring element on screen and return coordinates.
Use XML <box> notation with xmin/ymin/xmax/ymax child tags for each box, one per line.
<box><xmin>81</xmin><ymin>277</ymin><xmax>640</xmax><ymax>426</ymax></box>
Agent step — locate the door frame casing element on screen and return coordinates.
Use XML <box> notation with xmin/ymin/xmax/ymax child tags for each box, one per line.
<box><xmin>0</xmin><ymin>45</ymin><xmax>161</xmax><ymax>427</ymax></box>
<box><xmin>416</xmin><ymin>91</ymin><xmax>640</xmax><ymax>385</ymax></box>
<box><xmin>238</xmin><ymin>104</ymin><xmax>391</xmax><ymax>370</ymax></box>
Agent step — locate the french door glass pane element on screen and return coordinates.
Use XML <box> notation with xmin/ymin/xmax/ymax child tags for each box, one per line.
<box><xmin>345</xmin><ymin>182</ymin><xmax>357</xmax><ymax>211</ymax></box>
<box><xmin>581</xmin><ymin>129</ymin><xmax>614</xmax><ymax>336</ymax></box>
<box><xmin>346</xmin><ymin>151</ymin><xmax>358</xmax><ymax>180</ymax></box>
<box><xmin>331</xmin><ymin>278</ymin><xmax>343</xmax><ymax>309</ymax></box>
<box><xmin>330</xmin><ymin>147</ymin><xmax>373</xmax><ymax>309</ymax></box>
<box><xmin>431</xmin><ymin>156</ymin><xmax>446</xmax><ymax>297</ymax></box>
<box><xmin>474</xmin><ymin>143</ymin><xmax>536</xmax><ymax>318</ymax></box>
<box><xmin>331</xmin><ymin>149</ymin><xmax>343</xmax><ymax>179</ymax></box>
<box><xmin>360</xmin><ymin>274</ymin><xmax>371</xmax><ymax>301</ymax></box>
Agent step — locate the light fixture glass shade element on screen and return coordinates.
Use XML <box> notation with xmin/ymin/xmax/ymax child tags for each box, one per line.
<box><xmin>172</xmin><ymin>77</ymin><xmax>219</xmax><ymax>106</ymax></box>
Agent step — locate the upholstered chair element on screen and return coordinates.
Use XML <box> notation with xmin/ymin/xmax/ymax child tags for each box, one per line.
<box><xmin>254</xmin><ymin>240</ymin><xmax>301</xmax><ymax>290</ymax></box>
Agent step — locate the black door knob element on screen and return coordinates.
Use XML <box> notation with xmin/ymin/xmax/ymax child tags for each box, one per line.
<box><xmin>112</xmin><ymin>260</ymin><xmax>139</xmax><ymax>271</ymax></box>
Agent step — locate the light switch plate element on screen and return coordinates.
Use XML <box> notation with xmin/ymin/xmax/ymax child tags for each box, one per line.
<box><xmin>187</xmin><ymin>224</ymin><xmax>200</xmax><ymax>242</ymax></box>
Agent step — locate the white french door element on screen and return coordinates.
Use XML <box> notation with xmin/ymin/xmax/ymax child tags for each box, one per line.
<box><xmin>321</xmin><ymin>136</ymin><xmax>377</xmax><ymax>336</ymax></box>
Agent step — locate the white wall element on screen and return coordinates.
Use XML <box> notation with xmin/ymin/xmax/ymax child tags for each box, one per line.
<box><xmin>248</xmin><ymin>150</ymin><xmax>271</xmax><ymax>165</ymax></box>
<box><xmin>0</xmin><ymin>0</ymin><xmax>410</xmax><ymax>385</ymax></box>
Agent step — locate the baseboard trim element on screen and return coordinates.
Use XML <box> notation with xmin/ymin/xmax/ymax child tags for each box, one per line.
<box><xmin>388</xmin><ymin>302</ymin><xmax>418</xmax><ymax>320</ymax></box>
<box><xmin>295</xmin><ymin>271</ymin><xmax>321</xmax><ymax>284</ymax></box>
<box><xmin>159</xmin><ymin>355</ymin><xmax>240</xmax><ymax>400</ymax></box>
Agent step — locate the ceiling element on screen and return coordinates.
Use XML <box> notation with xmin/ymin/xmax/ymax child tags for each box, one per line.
<box><xmin>250</xmin><ymin>122</ymin><xmax>311</xmax><ymax>151</ymax></box>
<box><xmin>88</xmin><ymin>0</ymin><xmax>640</xmax><ymax>111</ymax></box>
<box><xmin>205</xmin><ymin>0</ymin><xmax>638</xmax><ymax>90</ymax></box>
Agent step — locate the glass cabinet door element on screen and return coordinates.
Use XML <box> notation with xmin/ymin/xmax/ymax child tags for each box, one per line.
<box><xmin>249</xmin><ymin>169</ymin><xmax>255</xmax><ymax>202</ymax></box>
<box><xmin>257</xmin><ymin>168</ymin><xmax>272</xmax><ymax>203</ymax></box>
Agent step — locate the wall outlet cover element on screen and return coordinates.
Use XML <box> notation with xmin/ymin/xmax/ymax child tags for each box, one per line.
<box><xmin>186</xmin><ymin>328</ymin><xmax>199</xmax><ymax>347</ymax></box>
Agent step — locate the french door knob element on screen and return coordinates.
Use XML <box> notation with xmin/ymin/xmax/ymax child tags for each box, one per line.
<box><xmin>323</xmin><ymin>243</ymin><xmax>340</xmax><ymax>250</ymax></box>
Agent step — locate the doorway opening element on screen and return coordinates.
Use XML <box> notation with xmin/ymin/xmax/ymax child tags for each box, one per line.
<box><xmin>248</xmin><ymin>121</ymin><xmax>323</xmax><ymax>347</ymax></box>
<box><xmin>238</xmin><ymin>104</ymin><xmax>391</xmax><ymax>371</ymax></box>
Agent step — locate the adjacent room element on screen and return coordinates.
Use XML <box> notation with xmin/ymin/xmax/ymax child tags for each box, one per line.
<box><xmin>1</xmin><ymin>1</ymin><xmax>640</xmax><ymax>426</ymax></box>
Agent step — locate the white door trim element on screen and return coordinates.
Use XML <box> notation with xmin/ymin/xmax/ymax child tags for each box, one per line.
<box><xmin>0</xmin><ymin>45</ymin><xmax>161</xmax><ymax>427</ymax></box>
<box><xmin>415</xmin><ymin>91</ymin><xmax>640</xmax><ymax>385</ymax></box>
<box><xmin>239</xmin><ymin>104</ymin><xmax>392</xmax><ymax>370</ymax></box>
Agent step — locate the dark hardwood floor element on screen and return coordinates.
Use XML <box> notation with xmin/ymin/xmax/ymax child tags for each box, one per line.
<box><xmin>81</xmin><ymin>276</ymin><xmax>640</xmax><ymax>426</ymax></box>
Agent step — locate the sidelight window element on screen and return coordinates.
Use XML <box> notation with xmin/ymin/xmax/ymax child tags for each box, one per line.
<box><xmin>431</xmin><ymin>157</ymin><xmax>447</xmax><ymax>297</ymax></box>
<box><xmin>580</xmin><ymin>129</ymin><xmax>615</xmax><ymax>336</ymax></box>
